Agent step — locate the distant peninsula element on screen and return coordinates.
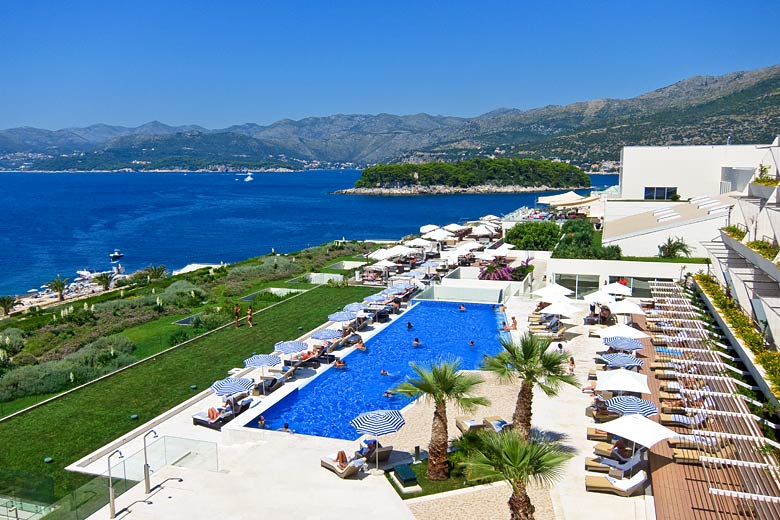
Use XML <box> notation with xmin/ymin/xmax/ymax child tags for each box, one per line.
<box><xmin>335</xmin><ymin>158</ymin><xmax>590</xmax><ymax>195</ymax></box>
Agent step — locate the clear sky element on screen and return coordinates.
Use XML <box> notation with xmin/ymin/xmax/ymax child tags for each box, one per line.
<box><xmin>0</xmin><ymin>0</ymin><xmax>776</xmax><ymax>129</ymax></box>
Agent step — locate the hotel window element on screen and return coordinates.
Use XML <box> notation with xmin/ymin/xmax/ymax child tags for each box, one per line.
<box><xmin>643</xmin><ymin>187</ymin><xmax>678</xmax><ymax>200</ymax></box>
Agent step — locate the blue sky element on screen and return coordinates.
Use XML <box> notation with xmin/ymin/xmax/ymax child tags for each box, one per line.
<box><xmin>0</xmin><ymin>0</ymin><xmax>776</xmax><ymax>129</ymax></box>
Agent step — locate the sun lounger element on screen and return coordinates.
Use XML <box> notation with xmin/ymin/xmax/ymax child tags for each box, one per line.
<box><xmin>483</xmin><ymin>416</ymin><xmax>511</xmax><ymax>432</ymax></box>
<box><xmin>321</xmin><ymin>454</ymin><xmax>363</xmax><ymax>479</ymax></box>
<box><xmin>587</xmin><ymin>427</ymin><xmax>613</xmax><ymax>442</ymax></box>
<box><xmin>585</xmin><ymin>449</ymin><xmax>643</xmax><ymax>474</ymax></box>
<box><xmin>593</xmin><ymin>442</ymin><xmax>634</xmax><ymax>459</ymax></box>
<box><xmin>592</xmin><ymin>409</ymin><xmax>622</xmax><ymax>423</ymax></box>
<box><xmin>456</xmin><ymin>416</ymin><xmax>485</xmax><ymax>434</ymax></box>
<box><xmin>585</xmin><ymin>470</ymin><xmax>647</xmax><ymax>497</ymax></box>
<box><xmin>192</xmin><ymin>409</ymin><xmax>233</xmax><ymax>431</ymax></box>
<box><xmin>659</xmin><ymin>411</ymin><xmax>708</xmax><ymax>429</ymax></box>
<box><xmin>668</xmin><ymin>434</ymin><xmax>726</xmax><ymax>451</ymax></box>
<box><xmin>672</xmin><ymin>444</ymin><xmax>737</xmax><ymax>465</ymax></box>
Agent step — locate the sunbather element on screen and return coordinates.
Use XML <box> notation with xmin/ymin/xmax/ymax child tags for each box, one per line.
<box><xmin>610</xmin><ymin>438</ymin><xmax>631</xmax><ymax>462</ymax></box>
<box><xmin>336</xmin><ymin>450</ymin><xmax>349</xmax><ymax>469</ymax></box>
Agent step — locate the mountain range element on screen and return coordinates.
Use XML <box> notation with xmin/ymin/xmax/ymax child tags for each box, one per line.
<box><xmin>1</xmin><ymin>63</ymin><xmax>779</xmax><ymax>170</ymax></box>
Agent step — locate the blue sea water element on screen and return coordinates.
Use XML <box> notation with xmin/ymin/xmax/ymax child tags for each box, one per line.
<box><xmin>245</xmin><ymin>300</ymin><xmax>508</xmax><ymax>439</ymax></box>
<box><xmin>0</xmin><ymin>171</ymin><xmax>617</xmax><ymax>295</ymax></box>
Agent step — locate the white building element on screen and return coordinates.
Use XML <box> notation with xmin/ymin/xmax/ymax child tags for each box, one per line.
<box><xmin>619</xmin><ymin>143</ymin><xmax>771</xmax><ymax>200</ymax></box>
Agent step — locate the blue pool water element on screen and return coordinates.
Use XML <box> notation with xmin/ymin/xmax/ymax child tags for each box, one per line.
<box><xmin>245</xmin><ymin>300</ymin><xmax>507</xmax><ymax>439</ymax></box>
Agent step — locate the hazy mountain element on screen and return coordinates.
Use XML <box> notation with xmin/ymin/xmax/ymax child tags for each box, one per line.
<box><xmin>1</xmin><ymin>63</ymin><xmax>778</xmax><ymax>169</ymax></box>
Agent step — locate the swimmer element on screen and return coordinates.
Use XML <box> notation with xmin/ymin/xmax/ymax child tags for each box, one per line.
<box><xmin>383</xmin><ymin>391</ymin><xmax>394</xmax><ymax>398</ymax></box>
<box><xmin>380</xmin><ymin>369</ymin><xmax>389</xmax><ymax>376</ymax></box>
<box><xmin>412</xmin><ymin>338</ymin><xmax>421</xmax><ymax>347</ymax></box>
<box><xmin>468</xmin><ymin>340</ymin><xmax>475</xmax><ymax>347</ymax></box>
<box><xmin>459</xmin><ymin>304</ymin><xmax>466</xmax><ymax>311</ymax></box>
<box><xmin>407</xmin><ymin>321</ymin><xmax>413</xmax><ymax>329</ymax></box>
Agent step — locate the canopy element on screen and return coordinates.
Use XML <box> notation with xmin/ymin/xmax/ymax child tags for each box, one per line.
<box><xmin>475</xmin><ymin>251</ymin><xmax>496</xmax><ymax>261</ymax></box>
<box><xmin>311</xmin><ymin>329</ymin><xmax>342</xmax><ymax>340</ymax></box>
<box><xmin>455</xmin><ymin>241</ymin><xmax>483</xmax><ymax>252</ymax></box>
<box><xmin>210</xmin><ymin>377</ymin><xmax>255</xmax><ymax>396</ymax></box>
<box><xmin>603</xmin><ymin>282</ymin><xmax>632</xmax><ymax>296</ymax></box>
<box><xmin>540</xmin><ymin>301</ymin><xmax>579</xmax><ymax>317</ymax></box>
<box><xmin>490</xmin><ymin>244</ymin><xmax>515</xmax><ymax>256</ymax></box>
<box><xmin>364</xmin><ymin>293</ymin><xmax>391</xmax><ymax>303</ymax></box>
<box><xmin>595</xmin><ymin>369</ymin><xmax>650</xmax><ymax>394</ymax></box>
<box><xmin>443</xmin><ymin>223</ymin><xmax>469</xmax><ymax>232</ymax></box>
<box><xmin>369</xmin><ymin>259</ymin><xmax>398</xmax><ymax>269</ymax></box>
<box><xmin>603</xmin><ymin>336</ymin><xmax>643</xmax><ymax>352</ymax></box>
<box><xmin>480</xmin><ymin>214</ymin><xmax>501</xmax><ymax>221</ymax></box>
<box><xmin>368</xmin><ymin>245</ymin><xmax>416</xmax><ymax>261</ymax></box>
<box><xmin>594</xmin><ymin>414</ymin><xmax>678</xmax><ymax>448</ymax></box>
<box><xmin>422</xmin><ymin>229</ymin><xmax>455</xmax><ymax>241</ymax></box>
<box><xmin>596</xmin><ymin>324</ymin><xmax>650</xmax><ymax>339</ymax></box>
<box><xmin>532</xmin><ymin>283</ymin><xmax>574</xmax><ymax>299</ymax></box>
<box><xmin>605</xmin><ymin>396</ymin><xmax>658</xmax><ymax>417</ymax></box>
<box><xmin>419</xmin><ymin>224</ymin><xmax>439</xmax><ymax>234</ymax></box>
<box><xmin>554</xmin><ymin>195</ymin><xmax>601</xmax><ymax>207</ymax></box>
<box><xmin>469</xmin><ymin>225</ymin><xmax>494</xmax><ymax>236</ymax></box>
<box><xmin>244</xmin><ymin>354</ymin><xmax>282</xmax><ymax>369</ymax></box>
<box><xmin>273</xmin><ymin>340</ymin><xmax>310</xmax><ymax>355</ymax></box>
<box><xmin>537</xmin><ymin>191</ymin><xmax>584</xmax><ymax>206</ymax></box>
<box><xmin>582</xmin><ymin>290</ymin><xmax>616</xmax><ymax>305</ymax></box>
<box><xmin>328</xmin><ymin>311</ymin><xmax>357</xmax><ymax>323</ymax></box>
<box><xmin>600</xmin><ymin>353</ymin><xmax>644</xmax><ymax>368</ymax></box>
<box><xmin>607</xmin><ymin>300</ymin><xmax>645</xmax><ymax>315</ymax></box>
<box><xmin>344</xmin><ymin>302</ymin><xmax>369</xmax><ymax>312</ymax></box>
<box><xmin>404</xmin><ymin>238</ymin><xmax>435</xmax><ymax>248</ymax></box>
<box><xmin>538</xmin><ymin>294</ymin><xmax>577</xmax><ymax>305</ymax></box>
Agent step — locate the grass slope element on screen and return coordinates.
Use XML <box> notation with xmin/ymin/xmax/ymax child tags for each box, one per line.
<box><xmin>0</xmin><ymin>285</ymin><xmax>375</xmax><ymax>500</ymax></box>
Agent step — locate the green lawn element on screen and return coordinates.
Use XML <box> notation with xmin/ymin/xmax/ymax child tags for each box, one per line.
<box><xmin>0</xmin><ymin>393</ymin><xmax>60</xmax><ymax>419</ymax></box>
<box><xmin>0</xmin><ymin>285</ymin><xmax>376</xmax><ymax>501</ymax></box>
<box><xmin>386</xmin><ymin>459</ymin><xmax>501</xmax><ymax>498</ymax></box>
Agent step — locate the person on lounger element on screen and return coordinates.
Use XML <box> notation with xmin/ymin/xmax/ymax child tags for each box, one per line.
<box><xmin>610</xmin><ymin>438</ymin><xmax>631</xmax><ymax>461</ymax></box>
<box><xmin>336</xmin><ymin>450</ymin><xmax>349</xmax><ymax>469</ymax></box>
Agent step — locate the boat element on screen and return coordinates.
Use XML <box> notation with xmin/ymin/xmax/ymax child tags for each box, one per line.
<box><xmin>244</xmin><ymin>172</ymin><xmax>254</xmax><ymax>182</ymax></box>
<box><xmin>109</xmin><ymin>249</ymin><xmax>124</xmax><ymax>262</ymax></box>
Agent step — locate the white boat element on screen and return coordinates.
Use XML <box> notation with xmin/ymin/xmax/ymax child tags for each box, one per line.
<box><xmin>244</xmin><ymin>172</ymin><xmax>254</xmax><ymax>182</ymax></box>
<box><xmin>109</xmin><ymin>249</ymin><xmax>124</xmax><ymax>262</ymax></box>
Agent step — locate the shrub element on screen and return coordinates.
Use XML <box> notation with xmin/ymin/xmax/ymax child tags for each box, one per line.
<box><xmin>657</xmin><ymin>237</ymin><xmax>691</xmax><ymax>258</ymax></box>
<box><xmin>0</xmin><ymin>328</ymin><xmax>25</xmax><ymax>356</ymax></box>
<box><xmin>11</xmin><ymin>352</ymin><xmax>37</xmax><ymax>366</ymax></box>
<box><xmin>552</xmin><ymin>220</ymin><xmax>621</xmax><ymax>259</ymax></box>
<box><xmin>191</xmin><ymin>311</ymin><xmax>229</xmax><ymax>333</ymax></box>
<box><xmin>167</xmin><ymin>329</ymin><xmax>193</xmax><ymax>347</ymax></box>
<box><xmin>746</xmin><ymin>240</ymin><xmax>780</xmax><ymax>261</ymax></box>
<box><xmin>504</xmin><ymin>222</ymin><xmax>561</xmax><ymax>251</ymax></box>
<box><xmin>721</xmin><ymin>225</ymin><xmax>747</xmax><ymax>241</ymax></box>
<box><xmin>161</xmin><ymin>280</ymin><xmax>206</xmax><ymax>306</ymax></box>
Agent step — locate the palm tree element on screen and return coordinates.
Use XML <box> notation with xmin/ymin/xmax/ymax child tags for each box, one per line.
<box><xmin>0</xmin><ymin>295</ymin><xmax>18</xmax><ymax>316</ymax></box>
<box><xmin>482</xmin><ymin>333</ymin><xmax>577</xmax><ymax>440</ymax></box>
<box><xmin>657</xmin><ymin>236</ymin><xmax>691</xmax><ymax>258</ymax></box>
<box><xmin>456</xmin><ymin>429</ymin><xmax>571</xmax><ymax>520</ymax></box>
<box><xmin>145</xmin><ymin>264</ymin><xmax>168</xmax><ymax>280</ymax></box>
<box><xmin>92</xmin><ymin>272</ymin><xmax>114</xmax><ymax>291</ymax></box>
<box><xmin>47</xmin><ymin>275</ymin><xmax>69</xmax><ymax>302</ymax></box>
<box><xmin>393</xmin><ymin>359</ymin><xmax>490</xmax><ymax>481</ymax></box>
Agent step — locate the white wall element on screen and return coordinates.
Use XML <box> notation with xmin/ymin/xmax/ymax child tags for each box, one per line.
<box><xmin>602</xmin><ymin>217</ymin><xmax>727</xmax><ymax>257</ymax></box>
<box><xmin>547</xmin><ymin>258</ymin><xmax>694</xmax><ymax>286</ymax></box>
<box><xmin>620</xmin><ymin>145</ymin><xmax>767</xmax><ymax>200</ymax></box>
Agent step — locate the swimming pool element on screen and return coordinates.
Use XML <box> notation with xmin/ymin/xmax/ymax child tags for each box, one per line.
<box><xmin>244</xmin><ymin>300</ymin><xmax>507</xmax><ymax>439</ymax></box>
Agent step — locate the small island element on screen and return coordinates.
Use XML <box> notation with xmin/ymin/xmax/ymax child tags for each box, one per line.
<box><xmin>335</xmin><ymin>157</ymin><xmax>591</xmax><ymax>195</ymax></box>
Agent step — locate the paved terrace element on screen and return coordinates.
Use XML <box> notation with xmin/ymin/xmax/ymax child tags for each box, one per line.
<box><xmin>75</xmin><ymin>295</ymin><xmax>659</xmax><ymax>520</ymax></box>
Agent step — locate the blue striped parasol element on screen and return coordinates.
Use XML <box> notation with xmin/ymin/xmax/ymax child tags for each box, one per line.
<box><xmin>393</xmin><ymin>282</ymin><xmax>414</xmax><ymax>289</ymax></box>
<box><xmin>311</xmin><ymin>329</ymin><xmax>342</xmax><ymax>340</ymax></box>
<box><xmin>364</xmin><ymin>293</ymin><xmax>389</xmax><ymax>303</ymax></box>
<box><xmin>600</xmin><ymin>353</ymin><xmax>644</xmax><ymax>368</ymax></box>
<box><xmin>344</xmin><ymin>302</ymin><xmax>369</xmax><ymax>312</ymax></box>
<box><xmin>328</xmin><ymin>311</ymin><xmax>357</xmax><ymax>322</ymax></box>
<box><xmin>210</xmin><ymin>377</ymin><xmax>255</xmax><ymax>396</ymax></box>
<box><xmin>273</xmin><ymin>340</ymin><xmax>309</xmax><ymax>355</ymax></box>
<box><xmin>605</xmin><ymin>396</ymin><xmax>658</xmax><ymax>417</ymax></box>
<box><xmin>381</xmin><ymin>287</ymin><xmax>405</xmax><ymax>295</ymax></box>
<box><xmin>351</xmin><ymin>409</ymin><xmax>406</xmax><ymax>436</ymax></box>
<box><xmin>603</xmin><ymin>336</ymin><xmax>643</xmax><ymax>352</ymax></box>
<box><xmin>243</xmin><ymin>354</ymin><xmax>281</xmax><ymax>369</ymax></box>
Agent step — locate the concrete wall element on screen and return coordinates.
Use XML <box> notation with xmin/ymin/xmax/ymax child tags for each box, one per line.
<box><xmin>602</xmin><ymin>217</ymin><xmax>727</xmax><ymax>257</ymax></box>
<box><xmin>620</xmin><ymin>145</ymin><xmax>766</xmax><ymax>200</ymax></box>
<box><xmin>605</xmin><ymin>200</ymin><xmax>683</xmax><ymax>221</ymax></box>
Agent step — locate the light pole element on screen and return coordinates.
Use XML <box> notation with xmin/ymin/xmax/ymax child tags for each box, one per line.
<box><xmin>107</xmin><ymin>449</ymin><xmax>123</xmax><ymax>519</ymax></box>
<box><xmin>143</xmin><ymin>430</ymin><xmax>158</xmax><ymax>494</ymax></box>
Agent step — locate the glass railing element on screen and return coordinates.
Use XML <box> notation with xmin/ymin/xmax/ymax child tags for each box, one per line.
<box><xmin>1</xmin><ymin>435</ymin><xmax>219</xmax><ymax>520</ymax></box>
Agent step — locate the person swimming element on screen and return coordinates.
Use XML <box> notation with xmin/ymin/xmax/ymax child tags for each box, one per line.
<box><xmin>459</xmin><ymin>304</ymin><xmax>466</xmax><ymax>311</ymax></box>
<box><xmin>407</xmin><ymin>321</ymin><xmax>413</xmax><ymax>329</ymax></box>
<box><xmin>380</xmin><ymin>369</ymin><xmax>389</xmax><ymax>376</ymax></box>
<box><xmin>412</xmin><ymin>338</ymin><xmax>421</xmax><ymax>347</ymax></box>
<box><xmin>468</xmin><ymin>340</ymin><xmax>475</xmax><ymax>347</ymax></box>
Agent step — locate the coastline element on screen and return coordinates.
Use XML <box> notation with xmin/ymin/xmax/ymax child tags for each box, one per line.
<box><xmin>333</xmin><ymin>184</ymin><xmax>590</xmax><ymax>195</ymax></box>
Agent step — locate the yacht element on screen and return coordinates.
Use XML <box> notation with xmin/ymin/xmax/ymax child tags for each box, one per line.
<box><xmin>244</xmin><ymin>172</ymin><xmax>254</xmax><ymax>182</ymax></box>
<box><xmin>109</xmin><ymin>249</ymin><xmax>124</xmax><ymax>262</ymax></box>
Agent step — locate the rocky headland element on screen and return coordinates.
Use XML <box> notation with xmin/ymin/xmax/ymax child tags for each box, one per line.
<box><xmin>333</xmin><ymin>184</ymin><xmax>589</xmax><ymax>195</ymax></box>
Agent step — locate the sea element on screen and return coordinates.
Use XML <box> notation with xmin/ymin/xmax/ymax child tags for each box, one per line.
<box><xmin>0</xmin><ymin>171</ymin><xmax>618</xmax><ymax>296</ymax></box>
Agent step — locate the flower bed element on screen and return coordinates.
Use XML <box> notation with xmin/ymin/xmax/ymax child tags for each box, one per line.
<box><xmin>695</xmin><ymin>274</ymin><xmax>780</xmax><ymax>396</ymax></box>
<box><xmin>721</xmin><ymin>225</ymin><xmax>747</xmax><ymax>241</ymax></box>
<box><xmin>746</xmin><ymin>240</ymin><xmax>780</xmax><ymax>261</ymax></box>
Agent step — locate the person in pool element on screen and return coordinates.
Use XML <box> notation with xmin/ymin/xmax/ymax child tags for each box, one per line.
<box><xmin>412</xmin><ymin>338</ymin><xmax>421</xmax><ymax>347</ymax></box>
<box><xmin>383</xmin><ymin>390</ymin><xmax>394</xmax><ymax>397</ymax></box>
<box><xmin>407</xmin><ymin>321</ymin><xmax>413</xmax><ymax>329</ymax></box>
<box><xmin>469</xmin><ymin>340</ymin><xmax>475</xmax><ymax>347</ymax></box>
<box><xmin>459</xmin><ymin>304</ymin><xmax>466</xmax><ymax>311</ymax></box>
<box><xmin>380</xmin><ymin>369</ymin><xmax>389</xmax><ymax>376</ymax></box>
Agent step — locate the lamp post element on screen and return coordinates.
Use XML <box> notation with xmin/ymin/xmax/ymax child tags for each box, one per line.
<box><xmin>107</xmin><ymin>449</ymin><xmax>123</xmax><ymax>519</ymax></box>
<box><xmin>143</xmin><ymin>430</ymin><xmax>158</xmax><ymax>494</ymax></box>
